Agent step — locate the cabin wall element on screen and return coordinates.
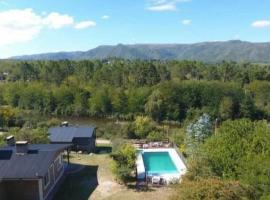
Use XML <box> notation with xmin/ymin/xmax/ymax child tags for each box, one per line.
<box><xmin>53</xmin><ymin>154</ymin><xmax>65</xmax><ymax>181</ymax></box>
<box><xmin>42</xmin><ymin>152</ymin><xmax>65</xmax><ymax>199</ymax></box>
<box><xmin>1</xmin><ymin>180</ymin><xmax>39</xmax><ymax>200</ymax></box>
<box><xmin>72</xmin><ymin>137</ymin><xmax>95</xmax><ymax>153</ymax></box>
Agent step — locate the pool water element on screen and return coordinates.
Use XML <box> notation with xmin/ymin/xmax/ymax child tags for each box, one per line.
<box><xmin>142</xmin><ymin>152</ymin><xmax>178</xmax><ymax>175</ymax></box>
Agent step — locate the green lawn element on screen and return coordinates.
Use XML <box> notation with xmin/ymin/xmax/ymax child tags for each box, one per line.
<box><xmin>54</xmin><ymin>152</ymin><xmax>175</xmax><ymax>200</ymax></box>
<box><xmin>54</xmin><ymin>165</ymin><xmax>98</xmax><ymax>200</ymax></box>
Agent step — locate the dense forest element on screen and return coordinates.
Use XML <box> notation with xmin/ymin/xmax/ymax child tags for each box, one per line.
<box><xmin>0</xmin><ymin>59</ymin><xmax>270</xmax><ymax>199</ymax></box>
<box><xmin>0</xmin><ymin>59</ymin><xmax>269</xmax><ymax>124</ymax></box>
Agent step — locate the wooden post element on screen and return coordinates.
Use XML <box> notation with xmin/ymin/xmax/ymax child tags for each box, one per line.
<box><xmin>67</xmin><ymin>148</ymin><xmax>70</xmax><ymax>165</ymax></box>
<box><xmin>38</xmin><ymin>179</ymin><xmax>44</xmax><ymax>200</ymax></box>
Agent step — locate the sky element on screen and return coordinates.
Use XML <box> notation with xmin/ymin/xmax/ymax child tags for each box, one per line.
<box><xmin>0</xmin><ymin>0</ymin><xmax>270</xmax><ymax>58</ymax></box>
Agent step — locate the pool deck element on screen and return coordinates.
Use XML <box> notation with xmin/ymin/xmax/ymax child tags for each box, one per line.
<box><xmin>136</xmin><ymin>148</ymin><xmax>187</xmax><ymax>184</ymax></box>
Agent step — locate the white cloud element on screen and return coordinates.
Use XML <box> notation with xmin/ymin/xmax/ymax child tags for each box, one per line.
<box><xmin>147</xmin><ymin>0</ymin><xmax>190</xmax><ymax>12</ymax></box>
<box><xmin>148</xmin><ymin>3</ymin><xmax>176</xmax><ymax>11</ymax></box>
<box><xmin>0</xmin><ymin>9</ymin><xmax>43</xmax><ymax>46</ymax></box>
<box><xmin>43</xmin><ymin>12</ymin><xmax>74</xmax><ymax>29</ymax></box>
<box><xmin>102</xmin><ymin>15</ymin><xmax>110</xmax><ymax>20</ymax></box>
<box><xmin>251</xmin><ymin>20</ymin><xmax>270</xmax><ymax>28</ymax></box>
<box><xmin>181</xmin><ymin>19</ymin><xmax>192</xmax><ymax>25</ymax></box>
<box><xmin>0</xmin><ymin>9</ymin><xmax>96</xmax><ymax>47</ymax></box>
<box><xmin>74</xmin><ymin>20</ymin><xmax>96</xmax><ymax>29</ymax></box>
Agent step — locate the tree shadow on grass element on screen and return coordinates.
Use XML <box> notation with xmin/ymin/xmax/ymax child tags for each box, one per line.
<box><xmin>53</xmin><ymin>164</ymin><xmax>98</xmax><ymax>200</ymax></box>
<box><xmin>125</xmin><ymin>177</ymin><xmax>155</xmax><ymax>192</ymax></box>
<box><xmin>126</xmin><ymin>183</ymin><xmax>155</xmax><ymax>192</ymax></box>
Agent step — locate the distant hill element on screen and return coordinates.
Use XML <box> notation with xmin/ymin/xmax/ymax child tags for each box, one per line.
<box><xmin>10</xmin><ymin>40</ymin><xmax>270</xmax><ymax>63</ymax></box>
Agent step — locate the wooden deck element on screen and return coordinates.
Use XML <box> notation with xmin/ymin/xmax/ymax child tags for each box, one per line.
<box><xmin>131</xmin><ymin>139</ymin><xmax>173</xmax><ymax>149</ymax></box>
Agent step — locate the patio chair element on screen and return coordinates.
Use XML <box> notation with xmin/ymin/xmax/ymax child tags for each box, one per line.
<box><xmin>160</xmin><ymin>177</ymin><xmax>167</xmax><ymax>185</ymax></box>
<box><xmin>152</xmin><ymin>176</ymin><xmax>161</xmax><ymax>185</ymax></box>
<box><xmin>143</xmin><ymin>144</ymin><xmax>149</xmax><ymax>149</ymax></box>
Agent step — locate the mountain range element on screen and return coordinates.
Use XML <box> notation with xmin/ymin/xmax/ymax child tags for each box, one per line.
<box><xmin>10</xmin><ymin>40</ymin><xmax>270</xmax><ymax>63</ymax></box>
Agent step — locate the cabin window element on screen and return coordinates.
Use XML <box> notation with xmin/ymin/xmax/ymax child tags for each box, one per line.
<box><xmin>44</xmin><ymin>171</ymin><xmax>50</xmax><ymax>188</ymax></box>
<box><xmin>55</xmin><ymin>155</ymin><xmax>63</xmax><ymax>171</ymax></box>
<box><xmin>60</xmin><ymin>155</ymin><xmax>63</xmax><ymax>164</ymax></box>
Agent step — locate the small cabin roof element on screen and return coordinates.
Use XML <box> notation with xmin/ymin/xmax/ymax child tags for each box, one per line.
<box><xmin>48</xmin><ymin>125</ymin><xmax>96</xmax><ymax>143</ymax></box>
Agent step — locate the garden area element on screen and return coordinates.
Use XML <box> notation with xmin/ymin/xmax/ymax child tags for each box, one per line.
<box><xmin>53</xmin><ymin>148</ymin><xmax>175</xmax><ymax>200</ymax></box>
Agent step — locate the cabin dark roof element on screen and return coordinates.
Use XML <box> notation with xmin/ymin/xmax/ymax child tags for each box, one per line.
<box><xmin>0</xmin><ymin>144</ymin><xmax>70</xmax><ymax>179</ymax></box>
<box><xmin>48</xmin><ymin>126</ymin><xmax>96</xmax><ymax>143</ymax></box>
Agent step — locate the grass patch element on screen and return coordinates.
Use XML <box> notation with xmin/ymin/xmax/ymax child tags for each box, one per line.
<box><xmin>54</xmin><ymin>165</ymin><xmax>98</xmax><ymax>200</ymax></box>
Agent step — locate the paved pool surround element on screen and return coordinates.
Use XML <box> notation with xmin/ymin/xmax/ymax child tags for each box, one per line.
<box><xmin>136</xmin><ymin>148</ymin><xmax>187</xmax><ymax>183</ymax></box>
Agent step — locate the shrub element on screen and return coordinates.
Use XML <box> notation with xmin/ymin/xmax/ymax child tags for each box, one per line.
<box><xmin>111</xmin><ymin>143</ymin><xmax>136</xmax><ymax>184</ymax></box>
<box><xmin>134</xmin><ymin>116</ymin><xmax>155</xmax><ymax>138</ymax></box>
<box><xmin>147</xmin><ymin>131</ymin><xmax>165</xmax><ymax>142</ymax></box>
<box><xmin>171</xmin><ymin>178</ymin><xmax>255</xmax><ymax>200</ymax></box>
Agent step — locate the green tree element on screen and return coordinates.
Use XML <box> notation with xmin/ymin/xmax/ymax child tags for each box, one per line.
<box><xmin>73</xmin><ymin>89</ymin><xmax>91</xmax><ymax>116</ymax></box>
<box><xmin>0</xmin><ymin>106</ymin><xmax>18</xmax><ymax>127</ymax></box>
<box><xmin>89</xmin><ymin>87</ymin><xmax>112</xmax><ymax>116</ymax></box>
<box><xmin>75</xmin><ymin>60</ymin><xmax>94</xmax><ymax>83</ymax></box>
<box><xmin>111</xmin><ymin>144</ymin><xmax>136</xmax><ymax>184</ymax></box>
<box><xmin>203</xmin><ymin>119</ymin><xmax>270</xmax><ymax>198</ymax></box>
<box><xmin>133</xmin><ymin>116</ymin><xmax>155</xmax><ymax>139</ymax></box>
<box><xmin>219</xmin><ymin>97</ymin><xmax>234</xmax><ymax>120</ymax></box>
<box><xmin>134</xmin><ymin>62</ymin><xmax>161</xmax><ymax>86</ymax></box>
<box><xmin>127</xmin><ymin>87</ymin><xmax>151</xmax><ymax>114</ymax></box>
<box><xmin>145</xmin><ymin>89</ymin><xmax>165</xmax><ymax>121</ymax></box>
<box><xmin>111</xmin><ymin>88</ymin><xmax>127</xmax><ymax>114</ymax></box>
<box><xmin>239</xmin><ymin>93</ymin><xmax>256</xmax><ymax>119</ymax></box>
<box><xmin>248</xmin><ymin>81</ymin><xmax>270</xmax><ymax>116</ymax></box>
<box><xmin>187</xmin><ymin>114</ymin><xmax>212</xmax><ymax>143</ymax></box>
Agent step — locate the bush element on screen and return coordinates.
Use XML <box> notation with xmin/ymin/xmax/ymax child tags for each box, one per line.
<box><xmin>133</xmin><ymin>116</ymin><xmax>155</xmax><ymax>138</ymax></box>
<box><xmin>111</xmin><ymin>143</ymin><xmax>136</xmax><ymax>184</ymax></box>
<box><xmin>185</xmin><ymin>158</ymin><xmax>216</xmax><ymax>181</ymax></box>
<box><xmin>119</xmin><ymin>122</ymin><xmax>136</xmax><ymax>139</ymax></box>
<box><xmin>0</xmin><ymin>135</ymin><xmax>5</xmax><ymax>146</ymax></box>
<box><xmin>170</xmin><ymin>128</ymin><xmax>186</xmax><ymax>147</ymax></box>
<box><xmin>8</xmin><ymin>127</ymin><xmax>49</xmax><ymax>144</ymax></box>
<box><xmin>119</xmin><ymin>116</ymin><xmax>158</xmax><ymax>139</ymax></box>
<box><xmin>171</xmin><ymin>178</ymin><xmax>255</xmax><ymax>200</ymax></box>
<box><xmin>203</xmin><ymin>119</ymin><xmax>270</xmax><ymax>198</ymax></box>
<box><xmin>147</xmin><ymin>131</ymin><xmax>165</xmax><ymax>141</ymax></box>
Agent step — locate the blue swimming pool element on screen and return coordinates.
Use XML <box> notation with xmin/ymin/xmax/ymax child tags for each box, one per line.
<box><xmin>142</xmin><ymin>152</ymin><xmax>178</xmax><ymax>175</ymax></box>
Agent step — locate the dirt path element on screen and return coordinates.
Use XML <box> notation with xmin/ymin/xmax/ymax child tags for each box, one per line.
<box><xmin>88</xmin><ymin>155</ymin><xmax>123</xmax><ymax>200</ymax></box>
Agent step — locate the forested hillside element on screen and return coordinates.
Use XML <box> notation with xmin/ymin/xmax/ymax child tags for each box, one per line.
<box><xmin>11</xmin><ymin>40</ymin><xmax>270</xmax><ymax>63</ymax></box>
